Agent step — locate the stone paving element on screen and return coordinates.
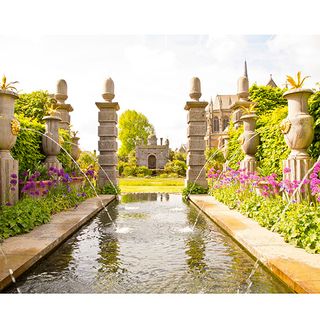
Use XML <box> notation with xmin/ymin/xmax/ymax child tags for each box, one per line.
<box><xmin>189</xmin><ymin>194</ymin><xmax>320</xmax><ymax>293</ymax></box>
<box><xmin>0</xmin><ymin>195</ymin><xmax>115</xmax><ymax>292</ymax></box>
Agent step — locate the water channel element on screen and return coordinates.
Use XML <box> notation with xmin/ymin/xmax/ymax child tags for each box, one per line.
<box><xmin>6</xmin><ymin>193</ymin><xmax>291</xmax><ymax>293</ymax></box>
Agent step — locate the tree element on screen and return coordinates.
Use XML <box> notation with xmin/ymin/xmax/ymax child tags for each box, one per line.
<box><xmin>118</xmin><ymin>110</ymin><xmax>154</xmax><ymax>158</ymax></box>
<box><xmin>14</xmin><ymin>91</ymin><xmax>52</xmax><ymax>122</ymax></box>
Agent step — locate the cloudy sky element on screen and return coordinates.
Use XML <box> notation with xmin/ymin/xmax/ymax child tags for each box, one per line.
<box><xmin>1</xmin><ymin>34</ymin><xmax>320</xmax><ymax>152</ymax></box>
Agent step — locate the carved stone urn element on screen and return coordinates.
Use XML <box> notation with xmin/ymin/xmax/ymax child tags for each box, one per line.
<box><xmin>0</xmin><ymin>89</ymin><xmax>20</xmax><ymax>205</ymax></box>
<box><xmin>281</xmin><ymin>88</ymin><xmax>314</xmax><ymax>159</ymax></box>
<box><xmin>42</xmin><ymin>114</ymin><xmax>62</xmax><ymax>170</ymax></box>
<box><xmin>240</xmin><ymin>114</ymin><xmax>259</xmax><ymax>157</ymax></box>
<box><xmin>281</xmin><ymin>88</ymin><xmax>314</xmax><ymax>201</ymax></box>
<box><xmin>71</xmin><ymin>135</ymin><xmax>81</xmax><ymax>161</ymax></box>
<box><xmin>0</xmin><ymin>90</ymin><xmax>20</xmax><ymax>158</ymax></box>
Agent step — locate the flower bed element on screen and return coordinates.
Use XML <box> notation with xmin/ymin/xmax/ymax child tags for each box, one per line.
<box><xmin>208</xmin><ymin>163</ymin><xmax>320</xmax><ymax>253</ymax></box>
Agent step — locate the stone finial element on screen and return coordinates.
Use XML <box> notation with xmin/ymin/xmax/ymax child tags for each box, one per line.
<box><xmin>165</xmin><ymin>138</ymin><xmax>169</xmax><ymax>146</ymax></box>
<box><xmin>237</xmin><ymin>61</ymin><xmax>249</xmax><ymax>100</ymax></box>
<box><xmin>55</xmin><ymin>79</ymin><xmax>68</xmax><ymax>104</ymax></box>
<box><xmin>102</xmin><ymin>77</ymin><xmax>115</xmax><ymax>102</ymax></box>
<box><xmin>189</xmin><ymin>77</ymin><xmax>201</xmax><ymax>101</ymax></box>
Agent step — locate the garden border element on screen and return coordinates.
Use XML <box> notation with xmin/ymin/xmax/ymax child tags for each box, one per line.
<box><xmin>189</xmin><ymin>194</ymin><xmax>320</xmax><ymax>293</ymax></box>
<box><xmin>0</xmin><ymin>195</ymin><xmax>116</xmax><ymax>292</ymax></box>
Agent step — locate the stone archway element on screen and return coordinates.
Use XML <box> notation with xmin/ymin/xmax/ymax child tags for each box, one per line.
<box><xmin>148</xmin><ymin>154</ymin><xmax>157</xmax><ymax>169</ymax></box>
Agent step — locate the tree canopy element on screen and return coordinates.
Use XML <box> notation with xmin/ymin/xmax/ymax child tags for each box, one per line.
<box><xmin>118</xmin><ymin>110</ymin><xmax>154</xmax><ymax>158</ymax></box>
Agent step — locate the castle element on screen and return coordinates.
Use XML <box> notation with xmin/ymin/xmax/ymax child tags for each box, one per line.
<box><xmin>204</xmin><ymin>62</ymin><xmax>278</xmax><ymax>149</ymax></box>
<box><xmin>136</xmin><ymin>133</ymin><xmax>170</xmax><ymax>170</ymax></box>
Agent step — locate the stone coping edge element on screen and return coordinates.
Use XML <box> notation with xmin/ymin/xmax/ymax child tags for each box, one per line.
<box><xmin>0</xmin><ymin>195</ymin><xmax>116</xmax><ymax>292</ymax></box>
<box><xmin>188</xmin><ymin>195</ymin><xmax>320</xmax><ymax>294</ymax></box>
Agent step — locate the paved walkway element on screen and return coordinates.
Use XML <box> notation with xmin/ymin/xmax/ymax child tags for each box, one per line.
<box><xmin>0</xmin><ymin>195</ymin><xmax>115</xmax><ymax>292</ymax></box>
<box><xmin>189</xmin><ymin>195</ymin><xmax>320</xmax><ymax>293</ymax></box>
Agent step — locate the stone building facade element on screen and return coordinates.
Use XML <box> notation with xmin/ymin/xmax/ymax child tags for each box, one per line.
<box><xmin>204</xmin><ymin>62</ymin><xmax>278</xmax><ymax>149</ymax></box>
<box><xmin>136</xmin><ymin>133</ymin><xmax>170</xmax><ymax>170</ymax></box>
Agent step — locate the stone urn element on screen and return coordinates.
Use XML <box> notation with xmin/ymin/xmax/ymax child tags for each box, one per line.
<box><xmin>0</xmin><ymin>90</ymin><xmax>20</xmax><ymax>159</ymax></box>
<box><xmin>239</xmin><ymin>113</ymin><xmax>259</xmax><ymax>159</ymax></box>
<box><xmin>71</xmin><ymin>135</ymin><xmax>81</xmax><ymax>161</ymax></box>
<box><xmin>42</xmin><ymin>114</ymin><xmax>62</xmax><ymax>169</ymax></box>
<box><xmin>281</xmin><ymin>88</ymin><xmax>314</xmax><ymax>159</ymax></box>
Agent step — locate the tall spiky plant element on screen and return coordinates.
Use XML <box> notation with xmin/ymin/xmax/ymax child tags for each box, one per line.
<box><xmin>286</xmin><ymin>71</ymin><xmax>310</xmax><ymax>89</ymax></box>
<box><xmin>240</xmin><ymin>102</ymin><xmax>257</xmax><ymax>115</ymax></box>
<box><xmin>0</xmin><ymin>75</ymin><xmax>18</xmax><ymax>92</ymax></box>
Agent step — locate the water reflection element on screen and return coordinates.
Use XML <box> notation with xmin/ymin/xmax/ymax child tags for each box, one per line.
<box><xmin>6</xmin><ymin>193</ymin><xmax>291</xmax><ymax>293</ymax></box>
<box><xmin>185</xmin><ymin>207</ymin><xmax>208</xmax><ymax>274</ymax></box>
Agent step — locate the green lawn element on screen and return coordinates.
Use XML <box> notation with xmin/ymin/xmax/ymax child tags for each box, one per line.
<box><xmin>119</xmin><ymin>177</ymin><xmax>184</xmax><ymax>193</ymax></box>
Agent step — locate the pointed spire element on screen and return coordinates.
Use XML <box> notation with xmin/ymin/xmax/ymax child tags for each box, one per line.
<box><xmin>244</xmin><ymin>60</ymin><xmax>248</xmax><ymax>79</ymax></box>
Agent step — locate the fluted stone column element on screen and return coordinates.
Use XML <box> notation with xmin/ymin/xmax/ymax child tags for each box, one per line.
<box><xmin>0</xmin><ymin>89</ymin><xmax>20</xmax><ymax>205</ymax></box>
<box><xmin>96</xmin><ymin>77</ymin><xmax>119</xmax><ymax>188</ymax></box>
<box><xmin>281</xmin><ymin>88</ymin><xmax>314</xmax><ymax>200</ymax></box>
<box><xmin>185</xmin><ymin>77</ymin><xmax>208</xmax><ymax>188</ymax></box>
<box><xmin>55</xmin><ymin>79</ymin><xmax>73</xmax><ymax>131</ymax></box>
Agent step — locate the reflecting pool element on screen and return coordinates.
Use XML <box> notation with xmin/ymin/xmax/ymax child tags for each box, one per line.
<box><xmin>7</xmin><ymin>193</ymin><xmax>291</xmax><ymax>293</ymax></box>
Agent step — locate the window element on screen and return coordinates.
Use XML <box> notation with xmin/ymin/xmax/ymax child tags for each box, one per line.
<box><xmin>223</xmin><ymin>118</ymin><xmax>229</xmax><ymax>130</ymax></box>
<box><xmin>213</xmin><ymin>117</ymin><xmax>219</xmax><ymax>132</ymax></box>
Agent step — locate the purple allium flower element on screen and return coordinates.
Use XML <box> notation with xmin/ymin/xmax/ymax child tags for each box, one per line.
<box><xmin>39</xmin><ymin>181</ymin><xmax>46</xmax><ymax>188</ymax></box>
<box><xmin>284</xmin><ymin>167</ymin><xmax>291</xmax><ymax>174</ymax></box>
<box><xmin>10</xmin><ymin>173</ymin><xmax>17</xmax><ymax>179</ymax></box>
<box><xmin>5</xmin><ymin>202</ymin><xmax>11</xmax><ymax>206</ymax></box>
<box><xmin>10</xmin><ymin>187</ymin><xmax>15</xmax><ymax>191</ymax></box>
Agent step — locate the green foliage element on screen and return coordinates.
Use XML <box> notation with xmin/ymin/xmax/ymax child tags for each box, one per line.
<box><xmin>164</xmin><ymin>159</ymin><xmax>187</xmax><ymax>177</ymax></box>
<box><xmin>256</xmin><ymin>106</ymin><xmax>289</xmax><ymax>177</ymax></box>
<box><xmin>14</xmin><ymin>91</ymin><xmax>51</xmax><ymax>122</ymax></box>
<box><xmin>249</xmin><ymin>84</ymin><xmax>287</xmax><ymax>115</ymax></box>
<box><xmin>99</xmin><ymin>183</ymin><xmax>121</xmax><ymax>195</ymax></box>
<box><xmin>78</xmin><ymin>150</ymin><xmax>99</xmax><ymax>172</ymax></box>
<box><xmin>308</xmin><ymin>91</ymin><xmax>320</xmax><ymax>159</ymax></box>
<box><xmin>0</xmin><ymin>185</ymin><xmax>95</xmax><ymax>240</ymax></box>
<box><xmin>12</xmin><ymin>114</ymin><xmax>45</xmax><ymax>174</ymax></box>
<box><xmin>205</xmin><ymin>147</ymin><xmax>225</xmax><ymax>171</ymax></box>
<box><xmin>182</xmin><ymin>183</ymin><xmax>208</xmax><ymax>199</ymax></box>
<box><xmin>226</xmin><ymin>121</ymin><xmax>244</xmax><ymax>170</ymax></box>
<box><xmin>211</xmin><ymin>185</ymin><xmax>320</xmax><ymax>254</ymax></box>
<box><xmin>57</xmin><ymin>128</ymin><xmax>73</xmax><ymax>172</ymax></box>
<box><xmin>118</xmin><ymin>110</ymin><xmax>154</xmax><ymax>157</ymax></box>
<box><xmin>226</xmin><ymin>85</ymin><xmax>290</xmax><ymax>176</ymax></box>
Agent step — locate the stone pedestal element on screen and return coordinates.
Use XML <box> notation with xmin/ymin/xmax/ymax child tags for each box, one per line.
<box><xmin>0</xmin><ymin>152</ymin><xmax>18</xmax><ymax>205</ymax></box>
<box><xmin>0</xmin><ymin>89</ymin><xmax>20</xmax><ymax>205</ymax></box>
<box><xmin>283</xmin><ymin>158</ymin><xmax>313</xmax><ymax>198</ymax></box>
<box><xmin>185</xmin><ymin>101</ymin><xmax>208</xmax><ymax>188</ymax></box>
<box><xmin>96</xmin><ymin>102</ymin><xmax>119</xmax><ymax>188</ymax></box>
<box><xmin>42</xmin><ymin>115</ymin><xmax>62</xmax><ymax>170</ymax></box>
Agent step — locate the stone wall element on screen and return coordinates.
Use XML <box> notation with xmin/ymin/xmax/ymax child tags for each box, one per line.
<box><xmin>136</xmin><ymin>145</ymin><xmax>169</xmax><ymax>169</ymax></box>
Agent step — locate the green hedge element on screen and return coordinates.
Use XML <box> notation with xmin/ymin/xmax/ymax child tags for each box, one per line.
<box><xmin>12</xmin><ymin>114</ymin><xmax>45</xmax><ymax>175</ymax></box>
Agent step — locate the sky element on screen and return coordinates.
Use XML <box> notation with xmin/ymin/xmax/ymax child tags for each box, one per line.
<box><xmin>1</xmin><ymin>34</ymin><xmax>320</xmax><ymax>153</ymax></box>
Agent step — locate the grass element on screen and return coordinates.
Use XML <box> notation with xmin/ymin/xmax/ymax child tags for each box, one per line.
<box><xmin>119</xmin><ymin>177</ymin><xmax>184</xmax><ymax>193</ymax></box>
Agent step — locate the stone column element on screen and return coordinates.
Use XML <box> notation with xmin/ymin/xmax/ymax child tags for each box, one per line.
<box><xmin>185</xmin><ymin>77</ymin><xmax>208</xmax><ymax>188</ymax></box>
<box><xmin>42</xmin><ymin>114</ymin><xmax>62</xmax><ymax>170</ymax></box>
<box><xmin>0</xmin><ymin>89</ymin><xmax>19</xmax><ymax>205</ymax></box>
<box><xmin>281</xmin><ymin>88</ymin><xmax>314</xmax><ymax>200</ymax></box>
<box><xmin>54</xmin><ymin>79</ymin><xmax>73</xmax><ymax>131</ymax></box>
<box><xmin>96</xmin><ymin>77</ymin><xmax>119</xmax><ymax>188</ymax></box>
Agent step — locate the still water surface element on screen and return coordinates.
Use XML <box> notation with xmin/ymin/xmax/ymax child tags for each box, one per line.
<box><xmin>8</xmin><ymin>193</ymin><xmax>291</xmax><ymax>293</ymax></box>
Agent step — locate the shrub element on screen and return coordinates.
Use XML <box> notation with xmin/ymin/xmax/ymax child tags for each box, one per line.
<box><xmin>99</xmin><ymin>183</ymin><xmax>121</xmax><ymax>195</ymax></box>
<box><xmin>12</xmin><ymin>114</ymin><xmax>45</xmax><ymax>175</ymax></box>
<box><xmin>136</xmin><ymin>166</ymin><xmax>152</xmax><ymax>177</ymax></box>
<box><xmin>164</xmin><ymin>159</ymin><xmax>187</xmax><ymax>177</ymax></box>
<box><xmin>182</xmin><ymin>183</ymin><xmax>208</xmax><ymax>199</ymax></box>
